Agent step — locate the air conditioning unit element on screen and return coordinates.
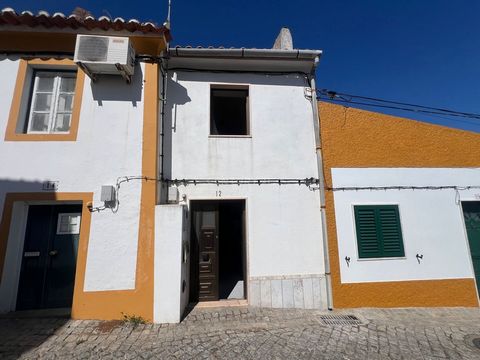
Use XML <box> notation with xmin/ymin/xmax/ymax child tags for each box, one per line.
<box><xmin>74</xmin><ymin>35</ymin><xmax>135</xmax><ymax>83</ymax></box>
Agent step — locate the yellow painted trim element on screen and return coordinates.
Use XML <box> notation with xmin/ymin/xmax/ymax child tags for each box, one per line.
<box><xmin>5</xmin><ymin>58</ymin><xmax>85</xmax><ymax>141</ymax></box>
<box><xmin>319</xmin><ymin>102</ymin><xmax>480</xmax><ymax>308</ymax></box>
<box><xmin>333</xmin><ymin>277</ymin><xmax>478</xmax><ymax>308</ymax></box>
<box><xmin>71</xmin><ymin>63</ymin><xmax>159</xmax><ymax>321</ymax></box>
<box><xmin>0</xmin><ymin>192</ymin><xmax>93</xmax><ymax>304</ymax></box>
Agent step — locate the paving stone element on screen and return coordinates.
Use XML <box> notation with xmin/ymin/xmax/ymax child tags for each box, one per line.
<box><xmin>1</xmin><ymin>307</ymin><xmax>480</xmax><ymax>359</ymax></box>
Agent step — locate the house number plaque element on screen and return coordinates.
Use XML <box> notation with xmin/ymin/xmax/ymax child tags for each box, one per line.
<box><xmin>42</xmin><ymin>181</ymin><xmax>59</xmax><ymax>191</ymax></box>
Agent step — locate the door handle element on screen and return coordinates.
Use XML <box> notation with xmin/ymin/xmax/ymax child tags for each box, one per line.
<box><xmin>49</xmin><ymin>250</ymin><xmax>58</xmax><ymax>256</ymax></box>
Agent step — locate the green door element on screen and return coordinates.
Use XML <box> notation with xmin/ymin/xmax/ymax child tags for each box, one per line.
<box><xmin>16</xmin><ymin>204</ymin><xmax>82</xmax><ymax>310</ymax></box>
<box><xmin>462</xmin><ymin>202</ymin><xmax>480</xmax><ymax>295</ymax></box>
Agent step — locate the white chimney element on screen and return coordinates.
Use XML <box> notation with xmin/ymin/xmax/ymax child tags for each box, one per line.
<box><xmin>273</xmin><ymin>27</ymin><xmax>293</xmax><ymax>50</ymax></box>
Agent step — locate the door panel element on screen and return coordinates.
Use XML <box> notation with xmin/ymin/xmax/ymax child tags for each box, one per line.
<box><xmin>16</xmin><ymin>204</ymin><xmax>81</xmax><ymax>310</ymax></box>
<box><xmin>44</xmin><ymin>206</ymin><xmax>81</xmax><ymax>308</ymax></box>
<box><xmin>16</xmin><ymin>206</ymin><xmax>52</xmax><ymax>310</ymax></box>
<box><xmin>462</xmin><ymin>202</ymin><xmax>480</xmax><ymax>295</ymax></box>
<box><xmin>198</xmin><ymin>225</ymin><xmax>218</xmax><ymax>301</ymax></box>
<box><xmin>191</xmin><ymin>203</ymin><xmax>219</xmax><ymax>302</ymax></box>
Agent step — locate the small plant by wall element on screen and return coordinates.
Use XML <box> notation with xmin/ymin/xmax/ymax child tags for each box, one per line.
<box><xmin>121</xmin><ymin>312</ymin><xmax>146</xmax><ymax>328</ymax></box>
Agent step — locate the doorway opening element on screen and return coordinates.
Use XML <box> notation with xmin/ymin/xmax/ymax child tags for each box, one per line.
<box><xmin>16</xmin><ymin>204</ymin><xmax>82</xmax><ymax>311</ymax></box>
<box><xmin>462</xmin><ymin>201</ymin><xmax>480</xmax><ymax>297</ymax></box>
<box><xmin>189</xmin><ymin>200</ymin><xmax>246</xmax><ymax>303</ymax></box>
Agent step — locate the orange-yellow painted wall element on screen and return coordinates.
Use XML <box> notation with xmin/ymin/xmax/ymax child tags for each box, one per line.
<box><xmin>319</xmin><ymin>101</ymin><xmax>480</xmax><ymax>308</ymax></box>
<box><xmin>71</xmin><ymin>63</ymin><xmax>159</xmax><ymax>321</ymax></box>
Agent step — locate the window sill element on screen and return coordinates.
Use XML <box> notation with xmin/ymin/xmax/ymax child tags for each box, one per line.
<box><xmin>356</xmin><ymin>256</ymin><xmax>407</xmax><ymax>262</ymax></box>
<box><xmin>208</xmin><ymin>135</ymin><xmax>252</xmax><ymax>139</ymax></box>
<box><xmin>4</xmin><ymin>132</ymin><xmax>77</xmax><ymax>141</ymax></box>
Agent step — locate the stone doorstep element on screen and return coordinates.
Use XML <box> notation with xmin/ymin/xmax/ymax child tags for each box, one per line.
<box><xmin>191</xmin><ymin>299</ymin><xmax>248</xmax><ymax>309</ymax></box>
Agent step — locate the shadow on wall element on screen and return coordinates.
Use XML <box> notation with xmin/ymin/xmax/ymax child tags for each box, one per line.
<box><xmin>0</xmin><ymin>178</ymin><xmax>60</xmax><ymax>281</ymax></box>
<box><xmin>0</xmin><ymin>179</ymin><xmax>54</xmax><ymax>220</ymax></box>
<box><xmin>162</xmin><ymin>78</ymin><xmax>192</xmax><ymax>182</ymax></box>
<box><xmin>173</xmin><ymin>70</ymin><xmax>309</xmax><ymax>87</ymax></box>
<box><xmin>0</xmin><ymin>179</ymin><xmax>70</xmax><ymax>359</ymax></box>
<box><xmin>90</xmin><ymin>63</ymin><xmax>143</xmax><ymax>106</ymax></box>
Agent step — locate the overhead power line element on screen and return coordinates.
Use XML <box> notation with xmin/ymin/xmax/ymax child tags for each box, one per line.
<box><xmin>317</xmin><ymin>89</ymin><xmax>480</xmax><ymax>122</ymax></box>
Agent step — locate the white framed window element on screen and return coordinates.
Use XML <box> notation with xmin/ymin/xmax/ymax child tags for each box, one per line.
<box><xmin>26</xmin><ymin>71</ymin><xmax>76</xmax><ymax>134</ymax></box>
<box><xmin>56</xmin><ymin>213</ymin><xmax>81</xmax><ymax>235</ymax></box>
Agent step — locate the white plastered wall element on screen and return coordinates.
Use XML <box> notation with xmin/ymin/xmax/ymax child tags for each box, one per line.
<box><xmin>154</xmin><ymin>204</ymin><xmax>190</xmax><ymax>323</ymax></box>
<box><xmin>332</xmin><ymin>167</ymin><xmax>480</xmax><ymax>284</ymax></box>
<box><xmin>0</xmin><ymin>59</ymin><xmax>146</xmax><ymax>312</ymax></box>
<box><xmin>163</xmin><ymin>70</ymin><xmax>327</xmax><ymax>309</ymax></box>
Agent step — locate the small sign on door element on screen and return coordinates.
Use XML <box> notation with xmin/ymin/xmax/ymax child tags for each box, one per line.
<box><xmin>24</xmin><ymin>251</ymin><xmax>40</xmax><ymax>257</ymax></box>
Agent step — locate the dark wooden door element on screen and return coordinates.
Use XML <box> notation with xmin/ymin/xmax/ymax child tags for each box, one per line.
<box><xmin>191</xmin><ymin>203</ymin><xmax>219</xmax><ymax>302</ymax></box>
<box><xmin>17</xmin><ymin>204</ymin><xmax>82</xmax><ymax>310</ymax></box>
<box><xmin>463</xmin><ymin>202</ymin><xmax>480</xmax><ymax>295</ymax></box>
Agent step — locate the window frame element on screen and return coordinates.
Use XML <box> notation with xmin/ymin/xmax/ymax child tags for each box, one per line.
<box><xmin>56</xmin><ymin>212</ymin><xmax>82</xmax><ymax>235</ymax></box>
<box><xmin>5</xmin><ymin>59</ymin><xmax>85</xmax><ymax>141</ymax></box>
<box><xmin>209</xmin><ymin>84</ymin><xmax>251</xmax><ymax>138</ymax></box>
<box><xmin>352</xmin><ymin>204</ymin><xmax>406</xmax><ymax>261</ymax></box>
<box><xmin>26</xmin><ymin>70</ymin><xmax>77</xmax><ymax>135</ymax></box>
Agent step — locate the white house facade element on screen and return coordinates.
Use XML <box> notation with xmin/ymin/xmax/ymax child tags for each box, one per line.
<box><xmin>0</xmin><ymin>8</ymin><xmax>169</xmax><ymax>321</ymax></box>
<box><xmin>154</xmin><ymin>46</ymin><xmax>329</xmax><ymax>323</ymax></box>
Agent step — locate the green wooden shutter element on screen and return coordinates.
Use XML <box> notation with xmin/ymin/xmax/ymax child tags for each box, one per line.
<box><xmin>354</xmin><ymin>205</ymin><xmax>405</xmax><ymax>259</ymax></box>
<box><xmin>354</xmin><ymin>207</ymin><xmax>380</xmax><ymax>258</ymax></box>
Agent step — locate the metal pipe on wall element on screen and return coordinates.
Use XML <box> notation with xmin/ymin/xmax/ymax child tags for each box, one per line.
<box><xmin>158</xmin><ymin>53</ymin><xmax>169</xmax><ymax>204</ymax></box>
<box><xmin>309</xmin><ymin>57</ymin><xmax>333</xmax><ymax>310</ymax></box>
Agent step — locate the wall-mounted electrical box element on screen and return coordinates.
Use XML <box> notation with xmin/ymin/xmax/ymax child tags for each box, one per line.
<box><xmin>101</xmin><ymin>185</ymin><xmax>116</xmax><ymax>202</ymax></box>
<box><xmin>74</xmin><ymin>34</ymin><xmax>135</xmax><ymax>83</ymax></box>
<box><xmin>168</xmin><ymin>187</ymin><xmax>179</xmax><ymax>204</ymax></box>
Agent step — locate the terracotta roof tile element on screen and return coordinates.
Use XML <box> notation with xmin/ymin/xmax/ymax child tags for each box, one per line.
<box><xmin>0</xmin><ymin>7</ymin><xmax>171</xmax><ymax>38</ymax></box>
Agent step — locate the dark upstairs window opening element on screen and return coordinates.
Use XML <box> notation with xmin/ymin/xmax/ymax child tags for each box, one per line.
<box><xmin>210</xmin><ymin>88</ymin><xmax>249</xmax><ymax>136</ymax></box>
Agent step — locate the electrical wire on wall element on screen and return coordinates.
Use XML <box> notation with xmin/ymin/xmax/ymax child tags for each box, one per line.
<box><xmin>166</xmin><ymin>177</ymin><xmax>319</xmax><ymax>186</ymax></box>
<box><xmin>87</xmin><ymin>176</ymin><xmax>321</xmax><ymax>212</ymax></box>
<box><xmin>327</xmin><ymin>185</ymin><xmax>480</xmax><ymax>191</ymax></box>
<box><xmin>326</xmin><ymin>185</ymin><xmax>480</xmax><ymax>206</ymax></box>
<box><xmin>88</xmin><ymin>175</ymin><xmax>157</xmax><ymax>213</ymax></box>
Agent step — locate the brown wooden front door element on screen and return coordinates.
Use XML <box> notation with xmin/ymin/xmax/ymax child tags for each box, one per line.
<box><xmin>198</xmin><ymin>226</ymin><xmax>218</xmax><ymax>301</ymax></box>
<box><xmin>191</xmin><ymin>203</ymin><xmax>219</xmax><ymax>302</ymax></box>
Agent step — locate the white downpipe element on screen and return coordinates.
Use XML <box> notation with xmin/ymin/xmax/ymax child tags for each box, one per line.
<box><xmin>310</xmin><ymin>57</ymin><xmax>333</xmax><ymax>310</ymax></box>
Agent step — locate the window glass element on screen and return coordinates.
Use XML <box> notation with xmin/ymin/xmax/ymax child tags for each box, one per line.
<box><xmin>33</xmin><ymin>93</ymin><xmax>53</xmax><ymax>111</ymax></box>
<box><xmin>36</xmin><ymin>76</ymin><xmax>55</xmax><ymax>92</ymax></box>
<box><xmin>56</xmin><ymin>213</ymin><xmax>81</xmax><ymax>235</ymax></box>
<box><xmin>54</xmin><ymin>114</ymin><xmax>72</xmax><ymax>132</ymax></box>
<box><xmin>60</xmin><ymin>77</ymin><xmax>76</xmax><ymax>93</ymax></box>
<box><xmin>30</xmin><ymin>113</ymin><xmax>49</xmax><ymax>132</ymax></box>
<box><xmin>26</xmin><ymin>71</ymin><xmax>76</xmax><ymax>134</ymax></box>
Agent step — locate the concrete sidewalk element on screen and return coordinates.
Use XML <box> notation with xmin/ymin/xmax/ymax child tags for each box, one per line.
<box><xmin>1</xmin><ymin>307</ymin><xmax>480</xmax><ymax>359</ymax></box>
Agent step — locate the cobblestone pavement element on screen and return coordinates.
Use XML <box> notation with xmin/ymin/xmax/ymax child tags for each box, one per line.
<box><xmin>1</xmin><ymin>307</ymin><xmax>480</xmax><ymax>359</ymax></box>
